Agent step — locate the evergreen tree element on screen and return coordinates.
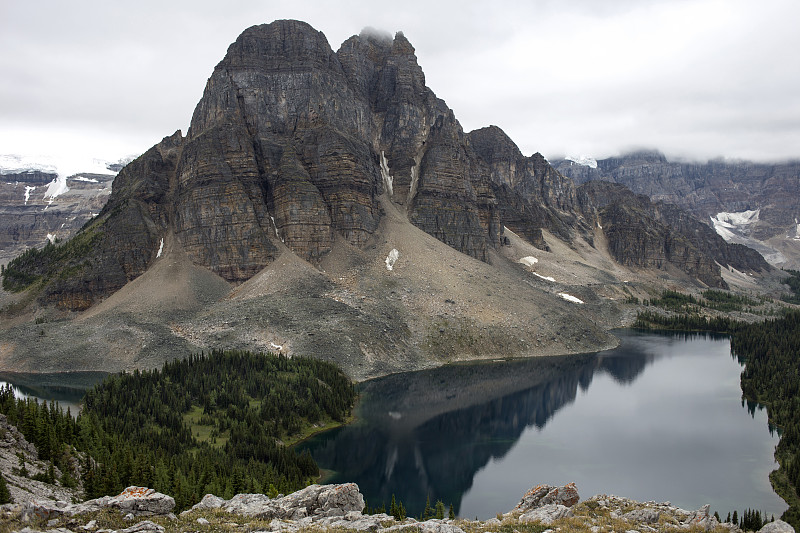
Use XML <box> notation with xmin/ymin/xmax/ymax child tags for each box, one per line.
<box><xmin>733</xmin><ymin>510</ymin><xmax>738</xmax><ymax>525</ymax></box>
<box><xmin>0</xmin><ymin>475</ymin><xmax>11</xmax><ymax>504</ymax></box>
<box><xmin>423</xmin><ymin>495</ymin><xmax>433</xmax><ymax>520</ymax></box>
<box><xmin>449</xmin><ymin>503</ymin><xmax>455</xmax><ymax>520</ymax></box>
<box><xmin>435</xmin><ymin>500</ymin><xmax>445</xmax><ymax>520</ymax></box>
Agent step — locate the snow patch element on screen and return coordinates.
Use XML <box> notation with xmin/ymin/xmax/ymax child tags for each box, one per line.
<box><xmin>518</xmin><ymin>256</ymin><xmax>538</xmax><ymax>267</ymax></box>
<box><xmin>46</xmin><ymin>233</ymin><xmax>56</xmax><ymax>244</ymax></box>
<box><xmin>269</xmin><ymin>342</ymin><xmax>283</xmax><ymax>352</ymax></box>
<box><xmin>534</xmin><ymin>272</ymin><xmax>556</xmax><ymax>282</ymax></box>
<box><xmin>566</xmin><ymin>155</ymin><xmax>598</xmax><ymax>169</ymax></box>
<box><xmin>269</xmin><ymin>216</ymin><xmax>283</xmax><ymax>242</ymax></box>
<box><xmin>558</xmin><ymin>292</ymin><xmax>584</xmax><ymax>304</ymax></box>
<box><xmin>710</xmin><ymin>209</ymin><xmax>760</xmax><ymax>242</ymax></box>
<box><xmin>380</xmin><ymin>151</ymin><xmax>393</xmax><ymax>197</ymax></box>
<box><xmin>23</xmin><ymin>185</ymin><xmax>35</xmax><ymax>204</ymax></box>
<box><xmin>43</xmin><ymin>175</ymin><xmax>69</xmax><ymax>204</ymax></box>
<box><xmin>156</xmin><ymin>238</ymin><xmax>164</xmax><ymax>258</ymax></box>
<box><xmin>72</xmin><ymin>176</ymin><xmax>99</xmax><ymax>183</ymax></box>
<box><xmin>385</xmin><ymin>248</ymin><xmax>400</xmax><ymax>270</ymax></box>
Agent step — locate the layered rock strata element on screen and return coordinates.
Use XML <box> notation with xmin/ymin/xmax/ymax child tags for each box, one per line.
<box><xmin>2</xmin><ymin>20</ymin><xmax>771</xmax><ymax>311</ymax></box>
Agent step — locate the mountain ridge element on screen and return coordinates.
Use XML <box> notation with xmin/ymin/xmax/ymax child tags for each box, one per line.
<box><xmin>0</xmin><ymin>20</ymin><xmax>780</xmax><ymax>379</ymax></box>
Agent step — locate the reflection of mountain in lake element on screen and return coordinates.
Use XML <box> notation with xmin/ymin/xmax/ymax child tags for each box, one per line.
<box><xmin>301</xmin><ymin>332</ymin><xmax>669</xmax><ymax>516</ymax></box>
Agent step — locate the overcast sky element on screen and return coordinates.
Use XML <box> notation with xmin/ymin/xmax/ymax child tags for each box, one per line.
<box><xmin>2</xmin><ymin>0</ymin><xmax>799</xmax><ymax>166</ymax></box>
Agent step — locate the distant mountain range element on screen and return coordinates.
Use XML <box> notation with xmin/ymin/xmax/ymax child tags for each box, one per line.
<box><xmin>0</xmin><ymin>21</ymin><xmax>790</xmax><ymax>378</ymax></box>
<box><xmin>554</xmin><ymin>151</ymin><xmax>800</xmax><ymax>269</ymax></box>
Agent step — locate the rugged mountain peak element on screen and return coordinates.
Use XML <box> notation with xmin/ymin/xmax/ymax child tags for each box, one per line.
<box><xmin>469</xmin><ymin>125</ymin><xmax>524</xmax><ymax>166</ymax></box>
<box><xmin>220</xmin><ymin>20</ymin><xmax>338</xmax><ymax>72</ymax></box>
<box><xmin>2</xmin><ymin>20</ymin><xmax>771</xmax><ymax>314</ymax></box>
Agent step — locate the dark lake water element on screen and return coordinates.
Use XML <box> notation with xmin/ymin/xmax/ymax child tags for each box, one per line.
<box><xmin>0</xmin><ymin>371</ymin><xmax>107</xmax><ymax>415</ymax></box>
<box><xmin>300</xmin><ymin>329</ymin><xmax>787</xmax><ymax>520</ymax></box>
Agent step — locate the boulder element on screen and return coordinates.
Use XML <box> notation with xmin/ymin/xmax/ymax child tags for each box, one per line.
<box><xmin>183</xmin><ymin>483</ymin><xmax>365</xmax><ymax>522</ymax></box>
<box><xmin>416</xmin><ymin>519</ymin><xmax>467</xmax><ymax>533</ymax></box>
<box><xmin>186</xmin><ymin>493</ymin><xmax>226</xmax><ymax>512</ymax></box>
<box><xmin>519</xmin><ymin>503</ymin><xmax>574</xmax><ymax>524</ymax></box>
<box><xmin>759</xmin><ymin>520</ymin><xmax>795</xmax><ymax>533</ymax></box>
<box><xmin>75</xmin><ymin>486</ymin><xmax>175</xmax><ymax>517</ymax></box>
<box><xmin>20</xmin><ymin>486</ymin><xmax>175</xmax><ymax>521</ymax></box>
<box><xmin>275</xmin><ymin>482</ymin><xmax>364</xmax><ymax>518</ymax></box>
<box><xmin>513</xmin><ymin>483</ymin><xmax>580</xmax><ymax>513</ymax></box>
<box><xmin>623</xmin><ymin>508</ymin><xmax>661</xmax><ymax>524</ymax></box>
<box><xmin>221</xmin><ymin>493</ymin><xmax>273</xmax><ymax>516</ymax></box>
<box><xmin>118</xmin><ymin>521</ymin><xmax>165</xmax><ymax>533</ymax></box>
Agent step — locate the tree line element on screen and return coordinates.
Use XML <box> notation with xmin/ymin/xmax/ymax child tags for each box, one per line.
<box><xmin>0</xmin><ymin>349</ymin><xmax>356</xmax><ymax>511</ymax></box>
<box><xmin>635</xmin><ymin>307</ymin><xmax>800</xmax><ymax>529</ymax></box>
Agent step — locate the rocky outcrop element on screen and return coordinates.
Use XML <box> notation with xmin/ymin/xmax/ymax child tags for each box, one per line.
<box><xmin>0</xmin><ymin>414</ymin><xmax>82</xmax><ymax>505</ymax></box>
<box><xmin>510</xmin><ymin>482</ymin><xmax>580</xmax><ymax>525</ymax></box>
<box><xmin>410</xmin><ymin>112</ymin><xmax>495</xmax><ymax>261</ymax></box>
<box><xmin>185</xmin><ymin>483</ymin><xmax>363</xmax><ymax>520</ymax></box>
<box><xmin>19</xmin><ymin>486</ymin><xmax>175</xmax><ymax>522</ymax></box>
<box><xmin>468</xmin><ymin>126</ymin><xmax>585</xmax><ymax>249</ymax></box>
<box><xmin>4</xmin><ymin>481</ymin><xmax>791</xmax><ymax>533</ymax></box>
<box><xmin>514</xmin><ymin>482</ymin><xmax>581</xmax><ymax>511</ymax></box>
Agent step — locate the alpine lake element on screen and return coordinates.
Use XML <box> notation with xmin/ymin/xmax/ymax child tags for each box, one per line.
<box><xmin>299</xmin><ymin>329</ymin><xmax>787</xmax><ymax>520</ymax></box>
<box><xmin>1</xmin><ymin>330</ymin><xmax>787</xmax><ymax>520</ymax></box>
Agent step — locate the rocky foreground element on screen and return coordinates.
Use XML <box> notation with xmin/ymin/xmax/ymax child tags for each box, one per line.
<box><xmin>0</xmin><ymin>482</ymin><xmax>794</xmax><ymax>533</ymax></box>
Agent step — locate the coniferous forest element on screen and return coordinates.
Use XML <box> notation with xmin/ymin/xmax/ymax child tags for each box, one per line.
<box><xmin>730</xmin><ymin>311</ymin><xmax>800</xmax><ymax>527</ymax></box>
<box><xmin>0</xmin><ymin>350</ymin><xmax>356</xmax><ymax>510</ymax></box>
<box><xmin>636</xmin><ymin>306</ymin><xmax>800</xmax><ymax>528</ymax></box>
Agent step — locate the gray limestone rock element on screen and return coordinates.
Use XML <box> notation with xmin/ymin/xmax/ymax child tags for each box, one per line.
<box><xmin>759</xmin><ymin>520</ymin><xmax>795</xmax><ymax>533</ymax></box>
<box><xmin>623</xmin><ymin>508</ymin><xmax>661</xmax><ymax>524</ymax></box>
<box><xmin>118</xmin><ymin>521</ymin><xmax>165</xmax><ymax>533</ymax></box>
<box><xmin>513</xmin><ymin>483</ymin><xmax>580</xmax><ymax>513</ymax></box>
<box><xmin>519</xmin><ymin>504</ymin><xmax>574</xmax><ymax>524</ymax></box>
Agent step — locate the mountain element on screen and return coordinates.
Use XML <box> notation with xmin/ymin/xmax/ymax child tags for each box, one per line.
<box><xmin>0</xmin><ymin>21</ymin><xmax>775</xmax><ymax>379</ymax></box>
<box><xmin>0</xmin><ymin>155</ymin><xmax>119</xmax><ymax>268</ymax></box>
<box><xmin>555</xmin><ymin>151</ymin><xmax>800</xmax><ymax>269</ymax></box>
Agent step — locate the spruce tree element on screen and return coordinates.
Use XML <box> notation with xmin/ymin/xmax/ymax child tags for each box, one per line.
<box><xmin>449</xmin><ymin>503</ymin><xmax>455</xmax><ymax>520</ymax></box>
<box><xmin>0</xmin><ymin>475</ymin><xmax>11</xmax><ymax>504</ymax></box>
<box><xmin>423</xmin><ymin>495</ymin><xmax>433</xmax><ymax>520</ymax></box>
<box><xmin>435</xmin><ymin>500</ymin><xmax>445</xmax><ymax>520</ymax></box>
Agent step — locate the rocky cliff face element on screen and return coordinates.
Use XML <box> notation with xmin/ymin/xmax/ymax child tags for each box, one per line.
<box><xmin>0</xmin><ymin>166</ymin><xmax>113</xmax><ymax>269</ymax></box>
<box><xmin>556</xmin><ymin>151</ymin><xmax>800</xmax><ymax>268</ymax></box>
<box><xmin>1</xmin><ymin>21</ymin><xmax>773</xmax><ymax>323</ymax></box>
<box><xmin>3</xmin><ymin>21</ymin><xmax>503</xmax><ymax>309</ymax></box>
<box><xmin>468</xmin><ymin>126</ymin><xmax>585</xmax><ymax>249</ymax></box>
<box><xmin>577</xmin><ymin>181</ymin><xmax>769</xmax><ymax>288</ymax></box>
